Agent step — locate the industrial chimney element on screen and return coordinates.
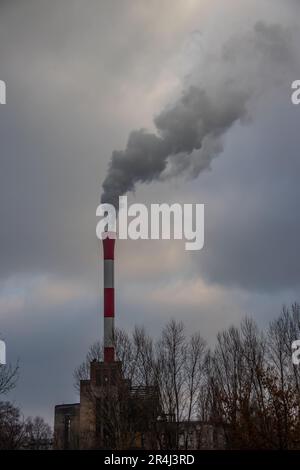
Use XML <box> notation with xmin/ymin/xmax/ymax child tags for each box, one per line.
<box><xmin>102</xmin><ymin>232</ymin><xmax>116</xmax><ymax>362</ymax></box>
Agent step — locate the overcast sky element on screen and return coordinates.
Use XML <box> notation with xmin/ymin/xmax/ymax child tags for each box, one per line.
<box><xmin>1</xmin><ymin>0</ymin><xmax>300</xmax><ymax>425</ymax></box>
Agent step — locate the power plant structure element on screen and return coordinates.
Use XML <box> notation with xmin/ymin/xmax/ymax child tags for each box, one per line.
<box><xmin>54</xmin><ymin>233</ymin><xmax>161</xmax><ymax>449</ymax></box>
<box><xmin>53</xmin><ymin>234</ymin><xmax>224</xmax><ymax>450</ymax></box>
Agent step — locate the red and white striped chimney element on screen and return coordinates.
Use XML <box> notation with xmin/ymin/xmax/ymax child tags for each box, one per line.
<box><xmin>102</xmin><ymin>232</ymin><xmax>116</xmax><ymax>363</ymax></box>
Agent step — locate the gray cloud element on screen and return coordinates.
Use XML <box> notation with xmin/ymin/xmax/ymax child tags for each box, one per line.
<box><xmin>101</xmin><ymin>21</ymin><xmax>294</xmax><ymax>208</ymax></box>
<box><xmin>193</xmin><ymin>97</ymin><xmax>300</xmax><ymax>292</ymax></box>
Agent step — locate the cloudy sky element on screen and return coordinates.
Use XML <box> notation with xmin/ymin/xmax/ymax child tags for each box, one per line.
<box><xmin>1</xmin><ymin>0</ymin><xmax>300</xmax><ymax>425</ymax></box>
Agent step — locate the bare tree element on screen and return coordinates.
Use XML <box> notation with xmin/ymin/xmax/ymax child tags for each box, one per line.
<box><xmin>154</xmin><ymin>320</ymin><xmax>207</xmax><ymax>449</ymax></box>
<box><xmin>205</xmin><ymin>318</ymin><xmax>270</xmax><ymax>448</ymax></box>
<box><xmin>0</xmin><ymin>401</ymin><xmax>25</xmax><ymax>449</ymax></box>
<box><xmin>24</xmin><ymin>416</ymin><xmax>52</xmax><ymax>449</ymax></box>
<box><xmin>183</xmin><ymin>332</ymin><xmax>206</xmax><ymax>449</ymax></box>
<box><xmin>204</xmin><ymin>306</ymin><xmax>300</xmax><ymax>449</ymax></box>
<box><xmin>157</xmin><ymin>320</ymin><xmax>185</xmax><ymax>419</ymax></box>
<box><xmin>131</xmin><ymin>326</ymin><xmax>155</xmax><ymax>387</ymax></box>
<box><xmin>265</xmin><ymin>304</ymin><xmax>300</xmax><ymax>449</ymax></box>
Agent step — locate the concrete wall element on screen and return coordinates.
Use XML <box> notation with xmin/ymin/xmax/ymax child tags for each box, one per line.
<box><xmin>54</xmin><ymin>403</ymin><xmax>80</xmax><ymax>450</ymax></box>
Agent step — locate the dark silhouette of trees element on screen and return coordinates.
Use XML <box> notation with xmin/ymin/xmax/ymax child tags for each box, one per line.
<box><xmin>0</xmin><ymin>350</ymin><xmax>52</xmax><ymax>449</ymax></box>
<box><xmin>0</xmin><ymin>401</ymin><xmax>25</xmax><ymax>449</ymax></box>
<box><xmin>0</xmin><ymin>402</ymin><xmax>52</xmax><ymax>449</ymax></box>
<box><xmin>203</xmin><ymin>304</ymin><xmax>300</xmax><ymax>449</ymax></box>
<box><xmin>24</xmin><ymin>416</ymin><xmax>52</xmax><ymax>449</ymax></box>
<box><xmin>75</xmin><ymin>304</ymin><xmax>300</xmax><ymax>449</ymax></box>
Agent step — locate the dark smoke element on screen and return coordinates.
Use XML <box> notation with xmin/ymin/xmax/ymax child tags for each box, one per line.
<box><xmin>101</xmin><ymin>22</ymin><xmax>293</xmax><ymax>208</ymax></box>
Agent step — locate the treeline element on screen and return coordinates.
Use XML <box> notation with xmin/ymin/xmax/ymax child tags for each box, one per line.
<box><xmin>75</xmin><ymin>303</ymin><xmax>300</xmax><ymax>449</ymax></box>
<box><xmin>0</xmin><ymin>355</ymin><xmax>52</xmax><ymax>449</ymax></box>
<box><xmin>0</xmin><ymin>404</ymin><xmax>52</xmax><ymax>450</ymax></box>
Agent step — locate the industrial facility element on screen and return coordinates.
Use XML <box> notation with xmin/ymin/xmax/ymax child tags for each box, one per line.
<box><xmin>53</xmin><ymin>234</ymin><xmax>224</xmax><ymax>450</ymax></box>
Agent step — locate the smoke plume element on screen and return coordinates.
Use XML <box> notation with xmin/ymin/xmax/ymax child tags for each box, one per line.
<box><xmin>101</xmin><ymin>22</ymin><xmax>293</xmax><ymax>208</ymax></box>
